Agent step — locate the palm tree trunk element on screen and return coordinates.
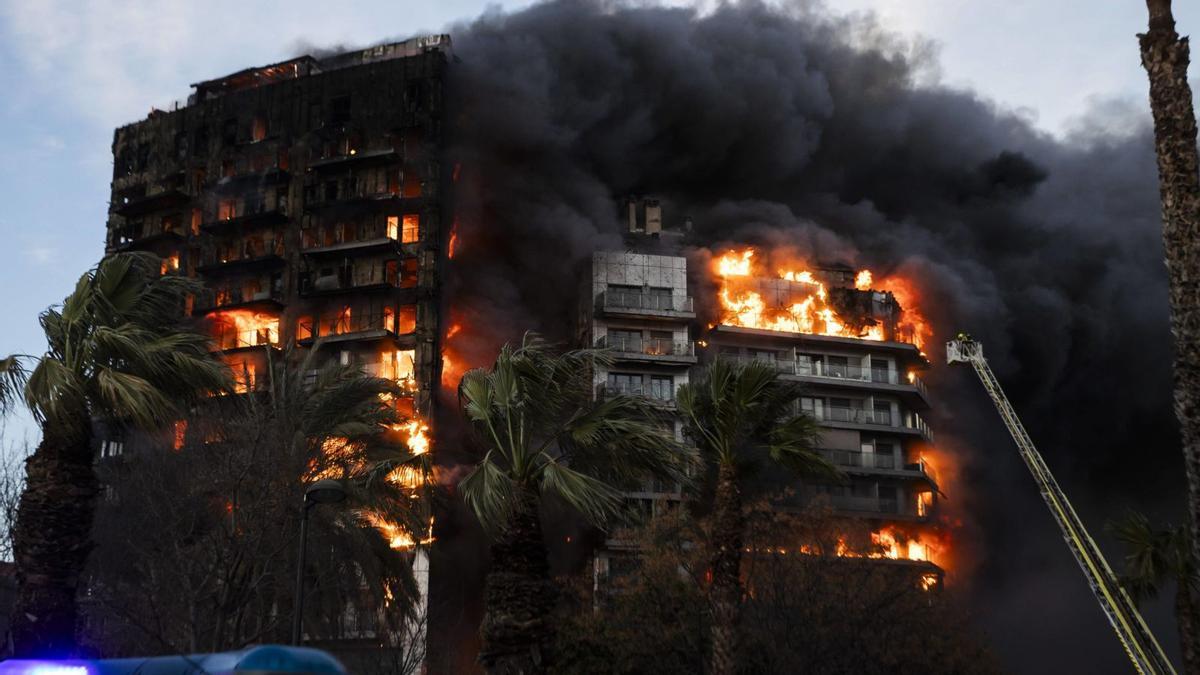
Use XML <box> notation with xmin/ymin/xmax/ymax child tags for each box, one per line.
<box><xmin>1175</xmin><ymin>582</ymin><xmax>1200</xmax><ymax>675</ymax></box>
<box><xmin>478</xmin><ymin>488</ymin><xmax>555</xmax><ymax>674</ymax></box>
<box><xmin>709</xmin><ymin>461</ymin><xmax>743</xmax><ymax>675</ymax></box>
<box><xmin>1140</xmin><ymin>3</ymin><xmax>1200</xmax><ymax>653</ymax></box>
<box><xmin>10</xmin><ymin>419</ymin><xmax>97</xmax><ymax>657</ymax></box>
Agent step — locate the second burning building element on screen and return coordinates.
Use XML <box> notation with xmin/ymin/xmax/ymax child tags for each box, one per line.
<box><xmin>583</xmin><ymin>202</ymin><xmax>947</xmax><ymax>588</ymax></box>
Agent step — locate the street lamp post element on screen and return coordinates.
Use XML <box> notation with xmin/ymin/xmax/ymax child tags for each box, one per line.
<box><xmin>292</xmin><ymin>479</ymin><xmax>347</xmax><ymax>645</ymax></box>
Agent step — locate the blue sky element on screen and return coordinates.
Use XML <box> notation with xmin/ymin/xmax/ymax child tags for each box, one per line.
<box><xmin>0</xmin><ymin>0</ymin><xmax>1194</xmax><ymax>440</ymax></box>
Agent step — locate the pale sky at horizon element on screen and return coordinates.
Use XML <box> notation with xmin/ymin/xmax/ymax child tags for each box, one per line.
<box><xmin>0</xmin><ymin>0</ymin><xmax>1195</xmax><ymax>439</ymax></box>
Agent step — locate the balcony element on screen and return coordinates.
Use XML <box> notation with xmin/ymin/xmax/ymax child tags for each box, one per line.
<box><xmin>809</xmin><ymin>405</ymin><xmax>935</xmax><ymax>443</ymax></box>
<box><xmin>302</xmin><ymin>224</ymin><xmax>407</xmax><ymax>256</ymax></box>
<box><xmin>819</xmin><ymin>450</ymin><xmax>938</xmax><ymax>488</ymax></box>
<box><xmin>200</xmin><ymin>207</ymin><xmax>289</xmax><ymax>234</ymax></box>
<box><xmin>112</xmin><ymin>188</ymin><xmax>190</xmax><ymax>217</ymax></box>
<box><xmin>299</xmin><ymin>267</ymin><xmax>401</xmax><ymax>296</ymax></box>
<box><xmin>307</xmin><ymin>148</ymin><xmax>399</xmax><ymax>170</ymax></box>
<box><xmin>212</xmin><ymin>167</ymin><xmax>290</xmax><ymax>192</ymax></box>
<box><xmin>110</xmin><ymin>225</ymin><xmax>185</xmax><ymax>251</ymax></box>
<box><xmin>597</xmin><ymin>290</ymin><xmax>695</xmax><ymax>320</ymax></box>
<box><xmin>303</xmin><ymin>187</ymin><xmax>417</xmax><ymax>212</ymax></box>
<box><xmin>194</xmin><ymin>286</ymin><xmax>285</xmax><ymax>315</ymax></box>
<box><xmin>727</xmin><ymin>355</ymin><xmax>929</xmax><ymax>408</ymax></box>
<box><xmin>596</xmin><ymin>383</ymin><xmax>676</xmax><ymax>407</ymax></box>
<box><xmin>210</xmin><ymin>324</ymin><xmax>280</xmax><ymax>353</ymax></box>
<box><xmin>298</xmin><ymin>310</ymin><xmax>409</xmax><ymax>345</ymax></box>
<box><xmin>197</xmin><ymin>238</ymin><xmax>285</xmax><ymax>274</ymax></box>
<box><xmin>595</xmin><ymin>335</ymin><xmax>697</xmax><ymax>363</ymax></box>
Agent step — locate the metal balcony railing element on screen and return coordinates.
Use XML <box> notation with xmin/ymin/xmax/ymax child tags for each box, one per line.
<box><xmin>596</xmin><ymin>335</ymin><xmax>695</xmax><ymax>358</ymax></box>
<box><xmin>725</xmin><ymin>355</ymin><xmax>928</xmax><ymax>396</ymax></box>
<box><xmin>819</xmin><ymin>450</ymin><xmax>933</xmax><ymax>477</ymax></box>
<box><xmin>597</xmin><ymin>382</ymin><xmax>676</xmax><ymax>403</ymax></box>
<box><xmin>599</xmin><ymin>291</ymin><xmax>693</xmax><ymax>314</ymax></box>
<box><xmin>195</xmin><ymin>285</ymin><xmax>284</xmax><ymax>312</ymax></box>
<box><xmin>201</xmin><ymin>237</ymin><xmax>284</xmax><ymax>267</ymax></box>
<box><xmin>298</xmin><ymin>310</ymin><xmax>396</xmax><ymax>341</ymax></box>
<box><xmin>300</xmin><ymin>266</ymin><xmax>398</xmax><ymax>294</ymax></box>
<box><xmin>302</xmin><ymin>222</ymin><xmax>398</xmax><ymax>250</ymax></box>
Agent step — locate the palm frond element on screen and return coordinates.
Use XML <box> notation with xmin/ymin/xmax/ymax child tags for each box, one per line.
<box><xmin>0</xmin><ymin>355</ymin><xmax>28</xmax><ymax>414</ymax></box>
<box><xmin>540</xmin><ymin>459</ymin><xmax>625</xmax><ymax>527</ymax></box>
<box><xmin>460</xmin><ymin>454</ymin><xmax>517</xmax><ymax>534</ymax></box>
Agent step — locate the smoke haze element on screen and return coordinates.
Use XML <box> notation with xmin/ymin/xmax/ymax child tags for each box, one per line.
<box><xmin>439</xmin><ymin>1</ymin><xmax>1180</xmax><ymax>671</ymax></box>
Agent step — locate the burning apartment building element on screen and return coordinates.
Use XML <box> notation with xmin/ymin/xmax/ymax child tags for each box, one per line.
<box><xmin>582</xmin><ymin>204</ymin><xmax>947</xmax><ymax>589</ymax></box>
<box><xmin>102</xmin><ymin>35</ymin><xmax>451</xmax><ymax>659</ymax></box>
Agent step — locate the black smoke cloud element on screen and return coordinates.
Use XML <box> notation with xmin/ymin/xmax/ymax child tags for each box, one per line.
<box><xmin>439</xmin><ymin>1</ymin><xmax>1182</xmax><ymax>671</ymax></box>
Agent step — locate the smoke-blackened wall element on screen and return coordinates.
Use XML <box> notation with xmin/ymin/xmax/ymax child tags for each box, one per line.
<box><xmin>440</xmin><ymin>1</ymin><xmax>1182</xmax><ymax>671</ymax></box>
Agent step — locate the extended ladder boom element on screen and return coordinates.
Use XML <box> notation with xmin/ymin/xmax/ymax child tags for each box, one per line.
<box><xmin>947</xmin><ymin>336</ymin><xmax>1175</xmax><ymax>675</ymax></box>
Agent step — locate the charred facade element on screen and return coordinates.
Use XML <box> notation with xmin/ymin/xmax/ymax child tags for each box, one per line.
<box><xmin>102</xmin><ymin>35</ymin><xmax>452</xmax><ymax>661</ymax></box>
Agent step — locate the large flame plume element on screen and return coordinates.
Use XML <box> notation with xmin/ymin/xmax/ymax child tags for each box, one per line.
<box><xmin>713</xmin><ymin>248</ymin><xmax>929</xmax><ymax>350</ymax></box>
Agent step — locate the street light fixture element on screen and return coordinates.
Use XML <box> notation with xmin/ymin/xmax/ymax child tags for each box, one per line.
<box><xmin>292</xmin><ymin>479</ymin><xmax>347</xmax><ymax>645</ymax></box>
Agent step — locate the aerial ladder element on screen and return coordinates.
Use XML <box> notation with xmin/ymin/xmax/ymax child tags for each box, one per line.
<box><xmin>946</xmin><ymin>335</ymin><xmax>1176</xmax><ymax>675</ymax></box>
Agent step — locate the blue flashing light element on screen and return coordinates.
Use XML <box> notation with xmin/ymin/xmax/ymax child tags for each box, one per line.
<box><xmin>0</xmin><ymin>663</ymin><xmax>91</xmax><ymax>675</ymax></box>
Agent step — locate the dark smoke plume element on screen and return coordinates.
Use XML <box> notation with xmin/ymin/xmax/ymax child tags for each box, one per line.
<box><xmin>437</xmin><ymin>1</ymin><xmax>1181</xmax><ymax>671</ymax></box>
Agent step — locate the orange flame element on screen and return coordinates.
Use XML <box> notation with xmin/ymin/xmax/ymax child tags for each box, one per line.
<box><xmin>210</xmin><ymin>309</ymin><xmax>279</xmax><ymax>349</ymax></box>
<box><xmin>854</xmin><ymin>269</ymin><xmax>873</xmax><ymax>291</ymax></box>
<box><xmin>712</xmin><ymin>248</ymin><xmax>927</xmax><ymax>348</ymax></box>
<box><xmin>362</xmin><ymin>512</ymin><xmax>435</xmax><ymax>550</ymax></box>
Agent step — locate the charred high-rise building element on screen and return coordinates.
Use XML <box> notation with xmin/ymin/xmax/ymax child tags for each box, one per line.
<box><xmin>107</xmin><ymin>35</ymin><xmax>449</xmax><ymax>421</ymax></box>
<box><xmin>102</xmin><ymin>35</ymin><xmax>452</xmax><ymax>660</ymax></box>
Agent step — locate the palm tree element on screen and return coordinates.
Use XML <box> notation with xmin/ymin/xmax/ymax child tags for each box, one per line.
<box><xmin>8</xmin><ymin>252</ymin><xmax>229</xmax><ymax>657</ymax></box>
<box><xmin>675</xmin><ymin>358</ymin><xmax>835</xmax><ymax>675</ymax></box>
<box><xmin>457</xmin><ymin>334</ymin><xmax>693</xmax><ymax>674</ymax></box>
<box><xmin>1140</xmin><ymin>1</ymin><xmax>1200</xmax><ymax>638</ymax></box>
<box><xmin>1110</xmin><ymin>511</ymin><xmax>1200</xmax><ymax>673</ymax></box>
<box><xmin>83</xmin><ymin>344</ymin><xmax>428</xmax><ymax>654</ymax></box>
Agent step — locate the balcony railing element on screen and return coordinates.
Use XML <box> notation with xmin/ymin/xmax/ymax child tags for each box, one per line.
<box><xmin>596</xmin><ymin>335</ymin><xmax>695</xmax><ymax>358</ymax></box>
<box><xmin>599</xmin><ymin>291</ymin><xmax>694</xmax><ymax>314</ymax></box>
<box><xmin>110</xmin><ymin>225</ymin><xmax>185</xmax><ymax>249</ymax></box>
<box><xmin>298</xmin><ymin>310</ymin><xmax>398</xmax><ymax>342</ymax></box>
<box><xmin>195</xmin><ymin>286</ymin><xmax>284</xmax><ymax>313</ymax></box>
<box><xmin>199</xmin><ymin>238</ymin><xmax>285</xmax><ymax>268</ymax></box>
<box><xmin>300</xmin><ymin>266</ymin><xmax>399</xmax><ymax>294</ymax></box>
<box><xmin>819</xmin><ymin>450</ymin><xmax>932</xmax><ymax>476</ymax></box>
<box><xmin>807</xmin><ymin>405</ymin><xmax>934</xmax><ymax>442</ymax></box>
<box><xmin>302</xmin><ymin>223</ymin><xmax>400</xmax><ymax>252</ymax></box>
<box><xmin>211</xmin><ymin>325</ymin><xmax>279</xmax><ymax>352</ymax></box>
<box><xmin>597</xmin><ymin>382</ymin><xmax>676</xmax><ymax>403</ymax></box>
<box><xmin>726</xmin><ymin>355</ymin><xmax>927</xmax><ymax>396</ymax></box>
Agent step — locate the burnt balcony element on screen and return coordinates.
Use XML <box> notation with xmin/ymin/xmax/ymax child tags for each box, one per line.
<box><xmin>302</xmin><ymin>223</ymin><xmax>404</xmax><ymax>256</ymax></box>
<box><xmin>110</xmin><ymin>225</ymin><xmax>185</xmax><ymax>251</ymax></box>
<box><xmin>297</xmin><ymin>310</ymin><xmax>408</xmax><ymax>346</ymax></box>
<box><xmin>299</xmin><ymin>267</ymin><xmax>400</xmax><ymax>296</ymax></box>
<box><xmin>112</xmin><ymin>188</ymin><xmax>190</xmax><ymax>217</ymax></box>
<box><xmin>197</xmin><ymin>238</ymin><xmax>286</xmax><ymax>274</ymax></box>
<box><xmin>193</xmin><ymin>285</ymin><xmax>285</xmax><ymax>315</ymax></box>
<box><xmin>597</xmin><ymin>290</ymin><xmax>695</xmax><ymax>320</ymax></box>
<box><xmin>307</xmin><ymin>148</ymin><xmax>400</xmax><ymax>170</ymax></box>
<box><xmin>200</xmin><ymin>207</ymin><xmax>289</xmax><ymax>234</ymax></box>
<box><xmin>595</xmin><ymin>335</ymin><xmax>697</xmax><ymax>363</ymax></box>
<box><xmin>794</xmin><ymin>492</ymin><xmax>934</xmax><ymax>522</ymax></box>
<box><xmin>211</xmin><ymin>167</ymin><xmax>290</xmax><ymax>193</ymax></box>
